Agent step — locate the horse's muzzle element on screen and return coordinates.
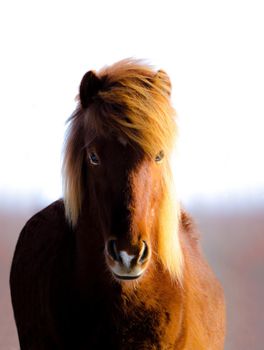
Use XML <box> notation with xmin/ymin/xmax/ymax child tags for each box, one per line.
<box><xmin>105</xmin><ymin>239</ymin><xmax>150</xmax><ymax>280</ymax></box>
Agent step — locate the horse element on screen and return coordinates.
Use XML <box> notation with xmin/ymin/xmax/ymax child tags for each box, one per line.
<box><xmin>10</xmin><ymin>59</ymin><xmax>225</xmax><ymax>349</ymax></box>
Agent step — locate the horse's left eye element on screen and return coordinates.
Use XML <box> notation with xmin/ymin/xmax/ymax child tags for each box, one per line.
<box><xmin>88</xmin><ymin>152</ymin><xmax>100</xmax><ymax>165</ymax></box>
<box><xmin>155</xmin><ymin>150</ymin><xmax>164</xmax><ymax>163</ymax></box>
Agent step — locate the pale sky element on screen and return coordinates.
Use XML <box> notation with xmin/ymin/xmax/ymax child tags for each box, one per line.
<box><xmin>0</xmin><ymin>0</ymin><xmax>263</xmax><ymax>207</ymax></box>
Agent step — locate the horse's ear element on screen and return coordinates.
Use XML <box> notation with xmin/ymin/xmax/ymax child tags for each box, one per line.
<box><xmin>155</xmin><ymin>69</ymin><xmax>172</xmax><ymax>97</ymax></box>
<box><xmin>79</xmin><ymin>70</ymin><xmax>102</xmax><ymax>108</ymax></box>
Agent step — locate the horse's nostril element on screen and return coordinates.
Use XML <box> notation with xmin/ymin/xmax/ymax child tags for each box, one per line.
<box><xmin>138</xmin><ymin>241</ymin><xmax>149</xmax><ymax>263</ymax></box>
<box><xmin>107</xmin><ymin>240</ymin><xmax>120</xmax><ymax>262</ymax></box>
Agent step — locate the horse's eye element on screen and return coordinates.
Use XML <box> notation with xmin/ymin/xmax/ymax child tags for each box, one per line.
<box><xmin>88</xmin><ymin>152</ymin><xmax>100</xmax><ymax>165</ymax></box>
<box><xmin>155</xmin><ymin>150</ymin><xmax>164</xmax><ymax>163</ymax></box>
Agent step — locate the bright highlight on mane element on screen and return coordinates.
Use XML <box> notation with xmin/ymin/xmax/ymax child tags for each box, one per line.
<box><xmin>62</xmin><ymin>58</ymin><xmax>183</xmax><ymax>282</ymax></box>
<box><xmin>158</xmin><ymin>163</ymin><xmax>184</xmax><ymax>283</ymax></box>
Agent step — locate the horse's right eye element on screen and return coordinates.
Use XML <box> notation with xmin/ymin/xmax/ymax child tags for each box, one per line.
<box><xmin>88</xmin><ymin>152</ymin><xmax>100</xmax><ymax>165</ymax></box>
<box><xmin>155</xmin><ymin>150</ymin><xmax>164</xmax><ymax>163</ymax></box>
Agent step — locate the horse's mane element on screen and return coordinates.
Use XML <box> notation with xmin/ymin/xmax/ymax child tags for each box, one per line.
<box><xmin>62</xmin><ymin>59</ymin><xmax>183</xmax><ymax>282</ymax></box>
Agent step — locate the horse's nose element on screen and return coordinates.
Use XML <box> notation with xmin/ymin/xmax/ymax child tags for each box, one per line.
<box><xmin>106</xmin><ymin>239</ymin><xmax>150</xmax><ymax>268</ymax></box>
<box><xmin>138</xmin><ymin>241</ymin><xmax>149</xmax><ymax>264</ymax></box>
<box><xmin>107</xmin><ymin>239</ymin><xmax>121</xmax><ymax>263</ymax></box>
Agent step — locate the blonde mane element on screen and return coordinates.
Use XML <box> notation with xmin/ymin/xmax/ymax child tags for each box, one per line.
<box><xmin>62</xmin><ymin>59</ymin><xmax>183</xmax><ymax>282</ymax></box>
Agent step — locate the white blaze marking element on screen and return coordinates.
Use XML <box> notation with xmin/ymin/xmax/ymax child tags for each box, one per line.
<box><xmin>119</xmin><ymin>251</ymin><xmax>135</xmax><ymax>269</ymax></box>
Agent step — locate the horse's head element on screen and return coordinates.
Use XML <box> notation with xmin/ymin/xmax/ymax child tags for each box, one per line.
<box><xmin>84</xmin><ymin>134</ymin><xmax>165</xmax><ymax>280</ymax></box>
<box><xmin>63</xmin><ymin>59</ymin><xmax>183</xmax><ymax>283</ymax></box>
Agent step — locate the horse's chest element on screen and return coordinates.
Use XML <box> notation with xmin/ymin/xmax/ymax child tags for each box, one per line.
<box><xmin>66</xmin><ymin>274</ymin><xmax>183</xmax><ymax>349</ymax></box>
<box><xmin>65</xmin><ymin>295</ymin><xmax>177</xmax><ymax>349</ymax></box>
<box><xmin>117</xmin><ymin>306</ymin><xmax>174</xmax><ymax>350</ymax></box>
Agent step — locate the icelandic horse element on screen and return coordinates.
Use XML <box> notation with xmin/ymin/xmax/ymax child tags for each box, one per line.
<box><xmin>10</xmin><ymin>59</ymin><xmax>225</xmax><ymax>349</ymax></box>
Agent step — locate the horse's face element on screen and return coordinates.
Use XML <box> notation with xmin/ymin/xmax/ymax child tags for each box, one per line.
<box><xmin>85</xmin><ymin>134</ymin><xmax>164</xmax><ymax>281</ymax></box>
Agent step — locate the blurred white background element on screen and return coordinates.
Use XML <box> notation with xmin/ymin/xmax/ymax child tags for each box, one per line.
<box><xmin>1</xmin><ymin>0</ymin><xmax>264</xmax><ymax>205</ymax></box>
<box><xmin>0</xmin><ymin>1</ymin><xmax>263</xmax><ymax>349</ymax></box>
